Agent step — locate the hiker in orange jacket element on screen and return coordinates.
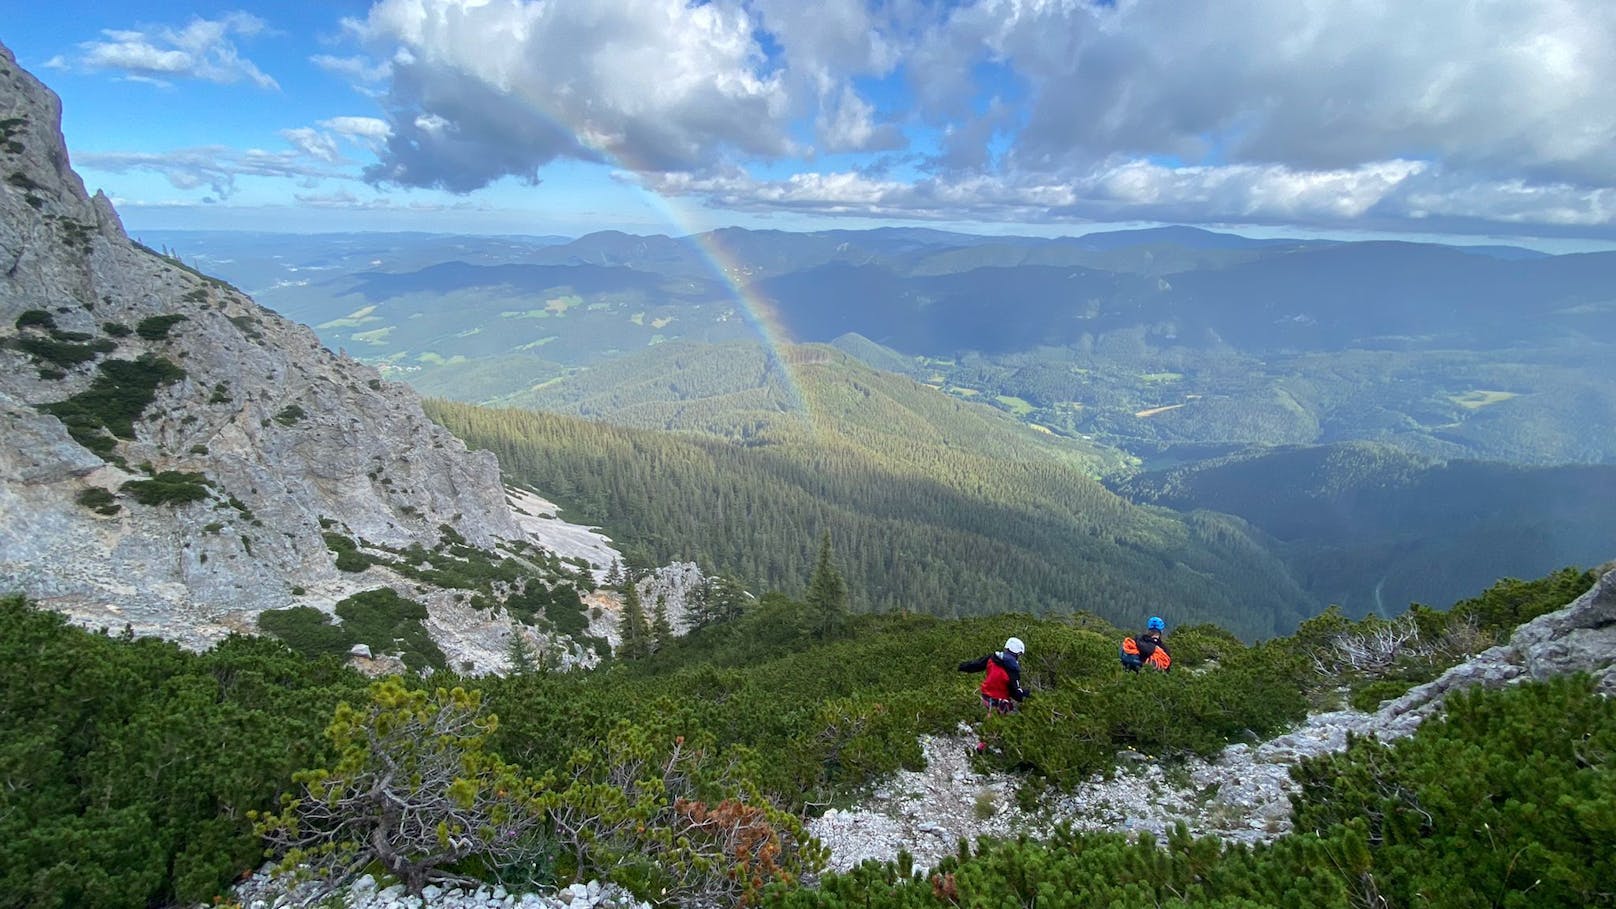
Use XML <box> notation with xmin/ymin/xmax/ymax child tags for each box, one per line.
<box><xmin>1121</xmin><ymin>617</ymin><xmax>1172</xmax><ymax>672</ymax></box>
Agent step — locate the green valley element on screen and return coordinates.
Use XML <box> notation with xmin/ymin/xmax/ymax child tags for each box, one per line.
<box><xmin>425</xmin><ymin>343</ymin><xmax>1316</xmax><ymax>639</ymax></box>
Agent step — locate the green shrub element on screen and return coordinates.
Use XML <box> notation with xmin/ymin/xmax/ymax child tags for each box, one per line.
<box><xmin>1292</xmin><ymin>676</ymin><xmax>1616</xmax><ymax>908</ymax></box>
<box><xmin>256</xmin><ymin>679</ymin><xmax>540</xmax><ymax>896</ymax></box>
<box><xmin>0</xmin><ymin>597</ymin><xmax>365</xmax><ymax>907</ymax></box>
<box><xmin>1449</xmin><ymin>567</ymin><xmax>1597</xmax><ymax>637</ymax></box>
<box><xmin>15</xmin><ymin>335</ymin><xmax>116</xmax><ymax>368</ymax></box>
<box><xmin>75</xmin><ymin>486</ymin><xmax>121</xmax><ymax>515</ymax></box>
<box><xmin>15</xmin><ymin>309</ymin><xmax>55</xmax><ymax>330</ymax></box>
<box><xmin>334</xmin><ymin>588</ymin><xmax>445</xmax><ymax>671</ymax></box>
<box><xmin>121</xmin><ymin>471</ymin><xmax>211</xmax><ymax>507</ymax></box>
<box><xmin>322</xmin><ymin>533</ymin><xmax>372</xmax><ymax>573</ymax></box>
<box><xmin>274</xmin><ymin>404</ymin><xmax>306</xmax><ymax>426</ymax></box>
<box><xmin>135</xmin><ymin>314</ymin><xmax>188</xmax><ymax>340</ymax></box>
<box><xmin>258</xmin><ymin>607</ymin><xmax>355</xmax><ymax>661</ymax></box>
<box><xmin>40</xmin><ymin>355</ymin><xmax>185</xmax><ymax>457</ymax></box>
<box><xmin>103</xmin><ymin>321</ymin><xmax>132</xmax><ymax>337</ymax></box>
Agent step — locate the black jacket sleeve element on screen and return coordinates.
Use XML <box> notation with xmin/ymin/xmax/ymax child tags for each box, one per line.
<box><xmin>1004</xmin><ymin>656</ymin><xmax>1027</xmax><ymax>700</ymax></box>
<box><xmin>958</xmin><ymin>655</ymin><xmax>990</xmax><ymax>672</ymax></box>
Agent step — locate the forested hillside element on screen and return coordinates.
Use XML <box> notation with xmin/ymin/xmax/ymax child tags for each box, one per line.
<box><xmin>424</xmin><ymin>350</ymin><xmax>1315</xmax><ymax>638</ymax></box>
<box><xmin>1120</xmin><ymin>442</ymin><xmax>1616</xmax><ymax>616</ymax></box>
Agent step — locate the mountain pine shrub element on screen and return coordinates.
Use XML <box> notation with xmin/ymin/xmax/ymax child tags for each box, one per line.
<box><xmin>333</xmin><ymin>588</ymin><xmax>445</xmax><ymax>671</ymax></box>
<box><xmin>40</xmin><ymin>354</ymin><xmax>185</xmax><ymax>457</ymax></box>
<box><xmin>121</xmin><ymin>470</ymin><xmax>211</xmax><ymax>506</ymax></box>
<box><xmin>1303</xmin><ymin>569</ymin><xmax>1597</xmax><ymax>710</ymax></box>
<box><xmin>255</xmin><ymin>678</ymin><xmax>540</xmax><ymax>897</ymax></box>
<box><xmin>0</xmin><ymin>599</ymin><xmax>364</xmax><ymax>907</ymax></box>
<box><xmin>1291</xmin><ymin>675</ymin><xmax>1616</xmax><ymax>908</ymax></box>
<box><xmin>134</xmin><ymin>314</ymin><xmax>187</xmax><ymax>340</ymax></box>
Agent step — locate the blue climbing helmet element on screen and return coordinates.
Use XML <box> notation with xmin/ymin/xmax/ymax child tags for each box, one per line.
<box><xmin>1147</xmin><ymin>616</ymin><xmax>1166</xmax><ymax>632</ymax></box>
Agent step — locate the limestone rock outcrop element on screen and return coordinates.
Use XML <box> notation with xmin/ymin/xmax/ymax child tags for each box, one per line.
<box><xmin>0</xmin><ymin>42</ymin><xmax>621</xmax><ymax>672</ymax></box>
<box><xmin>812</xmin><ymin>565</ymin><xmax>1616</xmax><ymax>871</ymax></box>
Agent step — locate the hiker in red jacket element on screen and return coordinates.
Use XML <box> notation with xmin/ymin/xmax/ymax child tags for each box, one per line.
<box><xmin>959</xmin><ymin>636</ymin><xmax>1028</xmax><ymax>715</ymax></box>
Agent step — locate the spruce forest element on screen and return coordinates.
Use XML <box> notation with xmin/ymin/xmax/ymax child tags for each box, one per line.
<box><xmin>422</xmin><ymin>356</ymin><xmax>1316</xmax><ymax>640</ymax></box>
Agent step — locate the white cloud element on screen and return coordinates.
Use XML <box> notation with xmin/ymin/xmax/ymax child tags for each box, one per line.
<box><xmin>280</xmin><ymin>128</ymin><xmax>342</xmax><ymax>163</ymax></box>
<box><xmin>914</xmin><ymin>0</ymin><xmax>1616</xmax><ymax>187</ymax></box>
<box><xmin>310</xmin><ymin>53</ymin><xmax>393</xmax><ymax>83</ymax></box>
<box><xmin>87</xmin><ymin>0</ymin><xmax>1601</xmax><ymax>235</ymax></box>
<box><xmin>318</xmin><ymin>117</ymin><xmax>392</xmax><ymax>142</ymax></box>
<box><xmin>816</xmin><ymin>85</ymin><xmax>905</xmax><ymax>153</ymax></box>
<box><xmin>637</xmin><ymin>157</ymin><xmax>1616</xmax><ymax>233</ymax></box>
<box><xmin>349</xmin><ymin>0</ymin><xmax>809</xmax><ymax>190</ymax></box>
<box><xmin>77</xmin><ymin>146</ymin><xmax>342</xmax><ymax>197</ymax></box>
<box><xmin>53</xmin><ymin>12</ymin><xmax>279</xmax><ymax>89</ymax></box>
<box><xmin>637</xmin><ymin>0</ymin><xmax>1616</xmax><ymax>234</ymax></box>
<box><xmin>292</xmin><ymin>189</ymin><xmax>486</xmax><ymax>213</ymax></box>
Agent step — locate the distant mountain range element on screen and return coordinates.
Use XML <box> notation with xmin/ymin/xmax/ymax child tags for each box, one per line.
<box><xmin>143</xmin><ymin>222</ymin><xmax>1616</xmax><ymax>469</ymax></box>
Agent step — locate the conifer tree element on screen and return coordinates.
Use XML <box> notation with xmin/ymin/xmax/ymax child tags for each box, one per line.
<box><xmin>506</xmin><ymin>630</ymin><xmax>537</xmax><ymax>674</ymax></box>
<box><xmin>652</xmin><ymin>594</ymin><xmax>673</xmax><ymax>651</ymax></box>
<box><xmin>605</xmin><ymin>558</ymin><xmax>624</xmax><ymax>588</ymax></box>
<box><xmin>806</xmin><ymin>531</ymin><xmax>848</xmax><ymax>639</ymax></box>
<box><xmin>617</xmin><ymin>580</ymin><xmax>651</xmax><ymax>659</ymax></box>
<box><xmin>690</xmin><ymin>574</ymin><xmax>748</xmax><ymax>629</ymax></box>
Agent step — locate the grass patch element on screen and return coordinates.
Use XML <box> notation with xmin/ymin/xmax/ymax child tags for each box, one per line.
<box><xmin>1449</xmin><ymin>389</ymin><xmax>1520</xmax><ymax>410</ymax></box>
<box><xmin>994</xmin><ymin>395</ymin><xmax>1034</xmax><ymax>415</ymax></box>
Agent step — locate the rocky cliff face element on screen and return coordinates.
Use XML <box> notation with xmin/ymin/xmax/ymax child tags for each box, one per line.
<box><xmin>0</xmin><ymin>42</ymin><xmax>627</xmax><ymax>672</ymax></box>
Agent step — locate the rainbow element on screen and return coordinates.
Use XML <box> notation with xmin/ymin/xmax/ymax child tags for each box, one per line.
<box><xmin>506</xmin><ymin>85</ymin><xmax>815</xmax><ymax>422</ymax></box>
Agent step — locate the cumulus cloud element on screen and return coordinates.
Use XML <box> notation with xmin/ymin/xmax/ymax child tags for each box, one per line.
<box><xmin>816</xmin><ymin>86</ymin><xmax>905</xmax><ymax>153</ymax></box>
<box><xmin>913</xmin><ymin>0</ymin><xmax>1616</xmax><ymax>187</ymax></box>
<box><xmin>145</xmin><ymin>0</ymin><xmax>1606</xmax><ymax>235</ymax></box>
<box><xmin>345</xmin><ymin>0</ymin><xmax>813</xmax><ymax>191</ymax></box>
<box><xmin>276</xmin><ymin>116</ymin><xmax>394</xmax><ymax>165</ymax></box>
<box><xmin>47</xmin><ymin>12</ymin><xmax>279</xmax><ymax>89</ymax></box>
<box><xmin>634</xmin><ymin>0</ymin><xmax>1616</xmax><ymax>234</ymax></box>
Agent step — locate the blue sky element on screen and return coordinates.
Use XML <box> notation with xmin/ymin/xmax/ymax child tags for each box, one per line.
<box><xmin>5</xmin><ymin>0</ymin><xmax>1616</xmax><ymax>249</ymax></box>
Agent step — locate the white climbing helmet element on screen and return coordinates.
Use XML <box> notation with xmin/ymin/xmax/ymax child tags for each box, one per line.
<box><xmin>1004</xmin><ymin>636</ymin><xmax>1026</xmax><ymax>656</ymax></box>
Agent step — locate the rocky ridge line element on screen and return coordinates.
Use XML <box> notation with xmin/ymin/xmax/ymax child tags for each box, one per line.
<box><xmin>810</xmin><ymin>564</ymin><xmax>1616</xmax><ymax>871</ymax></box>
